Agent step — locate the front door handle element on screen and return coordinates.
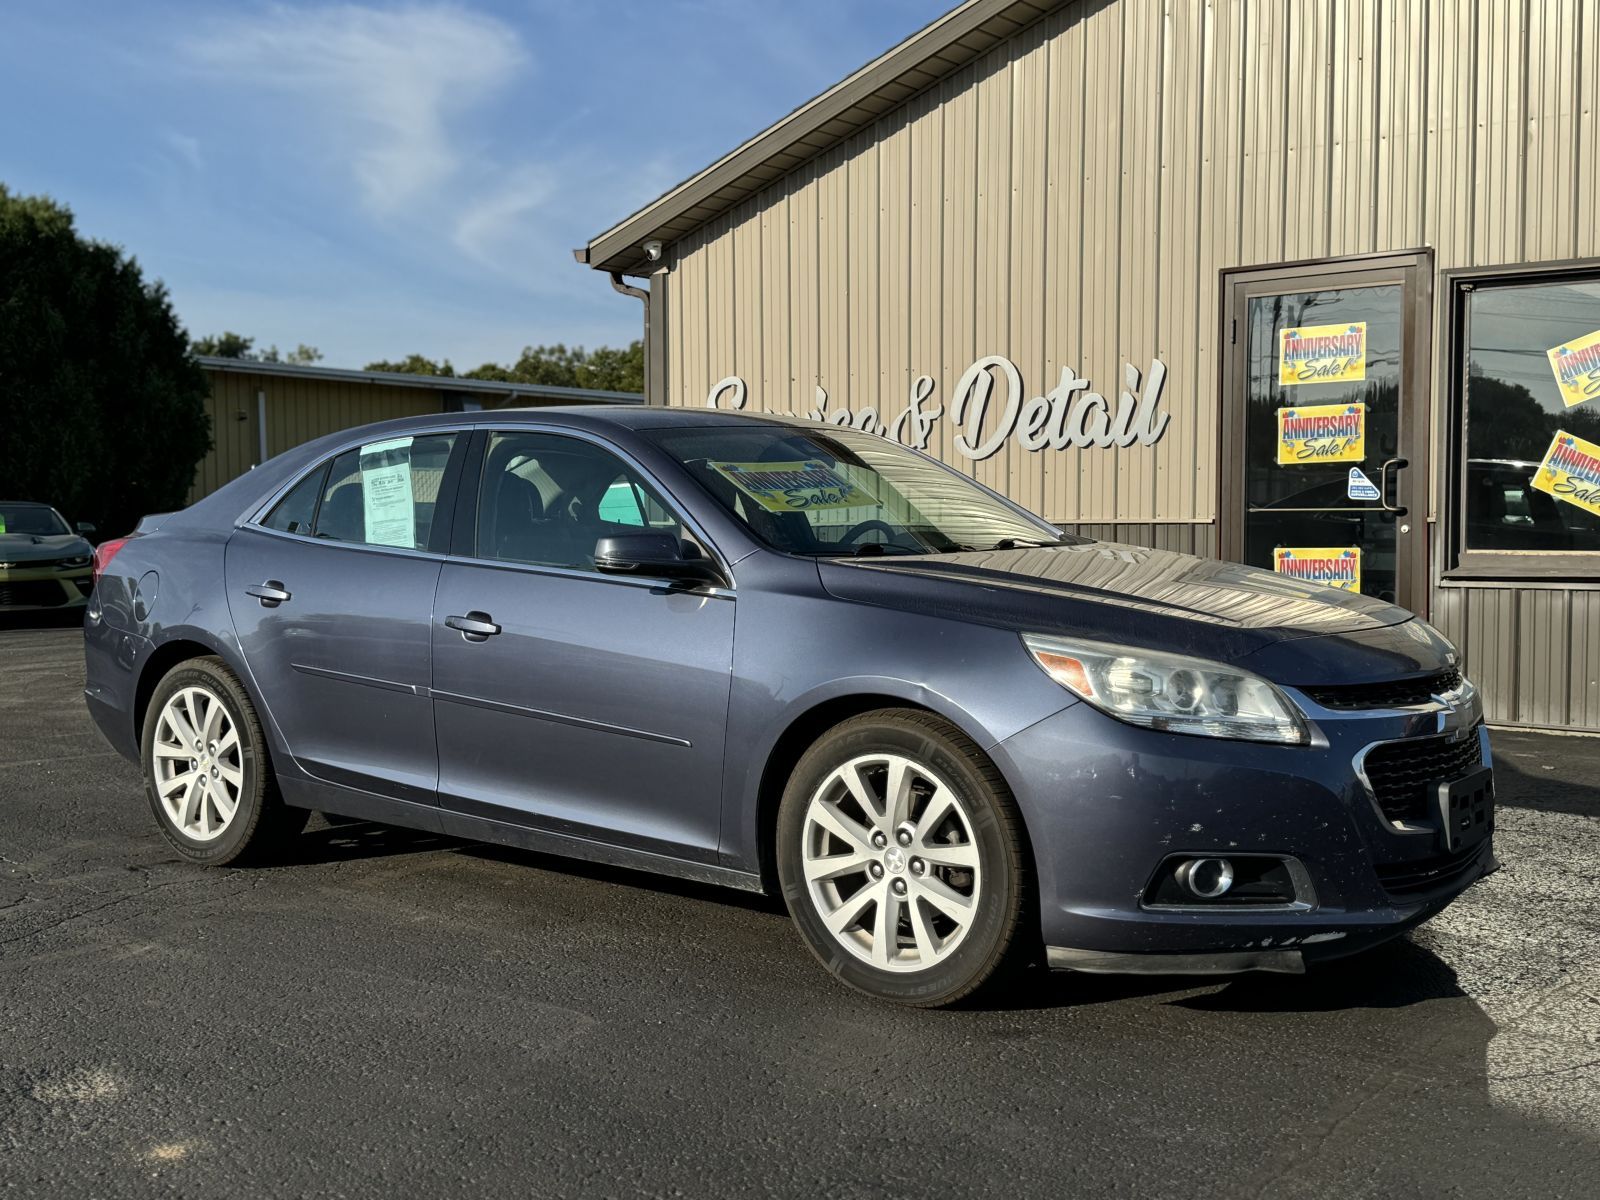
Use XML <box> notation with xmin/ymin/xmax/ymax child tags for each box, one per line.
<box><xmin>1377</xmin><ymin>457</ymin><xmax>1409</xmax><ymax>517</ymax></box>
<box><xmin>444</xmin><ymin>611</ymin><xmax>501</xmax><ymax>642</ymax></box>
<box><xmin>245</xmin><ymin>580</ymin><xmax>292</xmax><ymax>607</ymax></box>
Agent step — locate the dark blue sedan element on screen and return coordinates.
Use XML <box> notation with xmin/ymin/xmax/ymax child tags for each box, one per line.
<box><xmin>84</xmin><ymin>407</ymin><xmax>1495</xmax><ymax>1006</ymax></box>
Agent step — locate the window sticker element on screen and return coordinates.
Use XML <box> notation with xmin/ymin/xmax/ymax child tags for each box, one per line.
<box><xmin>1273</xmin><ymin>547</ymin><xmax>1361</xmax><ymax>592</ymax></box>
<box><xmin>1531</xmin><ymin>430</ymin><xmax>1600</xmax><ymax>518</ymax></box>
<box><xmin>359</xmin><ymin>436</ymin><xmax>416</xmax><ymax>547</ymax></box>
<box><xmin>707</xmin><ymin>460</ymin><xmax>876</xmax><ymax>513</ymax></box>
<box><xmin>1547</xmin><ymin>328</ymin><xmax>1600</xmax><ymax>408</ymax></box>
<box><xmin>1279</xmin><ymin>322</ymin><xmax>1366</xmax><ymax>386</ymax></box>
<box><xmin>1276</xmin><ymin>403</ymin><xmax>1365</xmax><ymax>464</ymax></box>
<box><xmin>1346</xmin><ymin>466</ymin><xmax>1381</xmax><ymax>501</ymax></box>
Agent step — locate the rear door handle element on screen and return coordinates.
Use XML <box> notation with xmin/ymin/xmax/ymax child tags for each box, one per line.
<box><xmin>444</xmin><ymin>611</ymin><xmax>501</xmax><ymax>642</ymax></box>
<box><xmin>245</xmin><ymin>581</ymin><xmax>292</xmax><ymax>607</ymax></box>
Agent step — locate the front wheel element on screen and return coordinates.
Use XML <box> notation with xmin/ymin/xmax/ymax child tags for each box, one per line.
<box><xmin>776</xmin><ymin>709</ymin><xmax>1031</xmax><ymax>1007</ymax></box>
<box><xmin>141</xmin><ymin>656</ymin><xmax>307</xmax><ymax>865</ymax></box>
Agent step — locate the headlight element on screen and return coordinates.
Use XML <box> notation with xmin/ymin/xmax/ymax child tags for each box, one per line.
<box><xmin>59</xmin><ymin>556</ymin><xmax>91</xmax><ymax>569</ymax></box>
<box><xmin>1021</xmin><ymin>633</ymin><xmax>1310</xmax><ymax>745</ymax></box>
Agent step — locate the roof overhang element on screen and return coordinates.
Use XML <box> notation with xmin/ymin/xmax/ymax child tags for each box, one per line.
<box><xmin>195</xmin><ymin>356</ymin><xmax>643</xmax><ymax>405</ymax></box>
<box><xmin>579</xmin><ymin>0</ymin><xmax>1060</xmax><ymax>277</ymax></box>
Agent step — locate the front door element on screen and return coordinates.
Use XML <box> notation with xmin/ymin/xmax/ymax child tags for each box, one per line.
<box><xmin>431</xmin><ymin>429</ymin><xmax>735</xmax><ymax>864</ymax></box>
<box><xmin>1221</xmin><ymin>252</ymin><xmax>1433</xmax><ymax>612</ymax></box>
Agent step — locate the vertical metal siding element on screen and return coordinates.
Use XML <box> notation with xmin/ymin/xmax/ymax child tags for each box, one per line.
<box><xmin>659</xmin><ymin>0</ymin><xmax>1600</xmax><ymax>729</ymax></box>
<box><xmin>187</xmin><ymin>370</ymin><xmax>440</xmax><ymax>504</ymax></box>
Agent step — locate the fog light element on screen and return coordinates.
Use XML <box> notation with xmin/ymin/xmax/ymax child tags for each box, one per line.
<box><xmin>1175</xmin><ymin>857</ymin><xmax>1234</xmax><ymax>899</ymax></box>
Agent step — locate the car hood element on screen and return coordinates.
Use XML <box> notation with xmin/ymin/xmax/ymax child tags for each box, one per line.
<box><xmin>816</xmin><ymin>541</ymin><xmax>1447</xmax><ymax>684</ymax></box>
<box><xmin>0</xmin><ymin>533</ymin><xmax>92</xmax><ymax>564</ymax></box>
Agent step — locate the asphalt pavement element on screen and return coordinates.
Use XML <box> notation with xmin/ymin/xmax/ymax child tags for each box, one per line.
<box><xmin>2</xmin><ymin>621</ymin><xmax>1598</xmax><ymax>1199</ymax></box>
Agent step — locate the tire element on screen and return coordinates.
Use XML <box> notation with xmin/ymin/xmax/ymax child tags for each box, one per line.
<box><xmin>140</xmin><ymin>655</ymin><xmax>307</xmax><ymax>865</ymax></box>
<box><xmin>776</xmin><ymin>709</ymin><xmax>1031</xmax><ymax>1007</ymax></box>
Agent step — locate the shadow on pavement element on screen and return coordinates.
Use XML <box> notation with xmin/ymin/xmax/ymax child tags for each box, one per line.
<box><xmin>0</xmin><ymin>608</ymin><xmax>86</xmax><ymax>632</ymax></box>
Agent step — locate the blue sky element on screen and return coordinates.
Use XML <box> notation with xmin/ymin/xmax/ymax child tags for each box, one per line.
<box><xmin>1</xmin><ymin>0</ymin><xmax>948</xmax><ymax>371</ymax></box>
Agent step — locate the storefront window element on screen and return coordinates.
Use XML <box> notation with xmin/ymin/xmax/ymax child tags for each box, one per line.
<box><xmin>1452</xmin><ymin>268</ymin><xmax>1600</xmax><ymax>575</ymax></box>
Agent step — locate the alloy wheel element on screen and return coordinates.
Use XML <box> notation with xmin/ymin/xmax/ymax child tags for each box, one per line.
<box><xmin>151</xmin><ymin>686</ymin><xmax>243</xmax><ymax>842</ymax></box>
<box><xmin>800</xmin><ymin>751</ymin><xmax>982</xmax><ymax>973</ymax></box>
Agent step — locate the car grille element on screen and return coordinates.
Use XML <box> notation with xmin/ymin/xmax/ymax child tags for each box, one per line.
<box><xmin>1376</xmin><ymin>844</ymin><xmax>1488</xmax><ymax>899</ymax></box>
<box><xmin>1302</xmin><ymin>668</ymin><xmax>1462</xmax><ymax>710</ymax></box>
<box><xmin>0</xmin><ymin>580</ymin><xmax>69</xmax><ymax>607</ymax></box>
<box><xmin>1363</xmin><ymin>732</ymin><xmax>1483</xmax><ymax>825</ymax></box>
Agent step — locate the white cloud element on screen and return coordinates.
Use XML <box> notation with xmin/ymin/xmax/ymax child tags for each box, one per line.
<box><xmin>180</xmin><ymin>4</ymin><xmax>525</xmax><ymax>214</ymax></box>
<box><xmin>451</xmin><ymin>163</ymin><xmax>556</xmax><ymax>270</ymax></box>
<box><xmin>162</xmin><ymin>130</ymin><xmax>203</xmax><ymax>171</ymax></box>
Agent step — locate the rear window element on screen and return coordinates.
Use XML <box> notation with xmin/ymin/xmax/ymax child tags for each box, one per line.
<box><xmin>260</xmin><ymin>434</ymin><xmax>457</xmax><ymax>550</ymax></box>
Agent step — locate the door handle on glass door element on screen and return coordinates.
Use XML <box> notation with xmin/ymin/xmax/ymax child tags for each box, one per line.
<box><xmin>445</xmin><ymin>611</ymin><xmax>501</xmax><ymax>641</ymax></box>
<box><xmin>245</xmin><ymin>581</ymin><xmax>292</xmax><ymax>607</ymax></box>
<box><xmin>1377</xmin><ymin>457</ymin><xmax>1409</xmax><ymax>517</ymax></box>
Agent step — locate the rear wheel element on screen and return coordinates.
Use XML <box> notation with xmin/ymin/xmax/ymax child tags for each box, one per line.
<box><xmin>141</xmin><ymin>656</ymin><xmax>306</xmax><ymax>865</ymax></box>
<box><xmin>777</xmin><ymin>709</ymin><xmax>1030</xmax><ymax>1007</ymax></box>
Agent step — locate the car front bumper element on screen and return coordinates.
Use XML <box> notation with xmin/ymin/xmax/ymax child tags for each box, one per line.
<box><xmin>0</xmin><ymin>564</ymin><xmax>93</xmax><ymax>610</ymax></box>
<box><xmin>992</xmin><ymin>691</ymin><xmax>1496</xmax><ymax>973</ymax></box>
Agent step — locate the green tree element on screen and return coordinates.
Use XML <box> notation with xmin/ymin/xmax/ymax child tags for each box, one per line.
<box><xmin>365</xmin><ymin>353</ymin><xmax>455</xmax><ymax>377</ymax></box>
<box><xmin>369</xmin><ymin>342</ymin><xmax>643</xmax><ymax>393</ymax></box>
<box><xmin>195</xmin><ymin>333</ymin><xmax>321</xmax><ymax>365</ymax></box>
<box><xmin>192</xmin><ymin>330</ymin><xmax>255</xmax><ymax>358</ymax></box>
<box><xmin>259</xmin><ymin>343</ymin><xmax>324</xmax><ymax>365</ymax></box>
<box><xmin>0</xmin><ymin>185</ymin><xmax>210</xmax><ymax>537</ymax></box>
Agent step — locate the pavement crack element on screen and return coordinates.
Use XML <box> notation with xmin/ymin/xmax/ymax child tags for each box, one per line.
<box><xmin>0</xmin><ymin>876</ymin><xmax>202</xmax><ymax>949</ymax></box>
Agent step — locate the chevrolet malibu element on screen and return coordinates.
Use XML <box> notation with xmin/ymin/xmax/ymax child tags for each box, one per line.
<box><xmin>84</xmin><ymin>407</ymin><xmax>1495</xmax><ymax>1006</ymax></box>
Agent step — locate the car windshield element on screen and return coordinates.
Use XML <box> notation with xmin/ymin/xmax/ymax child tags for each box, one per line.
<box><xmin>0</xmin><ymin>504</ymin><xmax>69</xmax><ymax>536</ymax></box>
<box><xmin>648</xmin><ymin>424</ymin><xmax>1067</xmax><ymax>555</ymax></box>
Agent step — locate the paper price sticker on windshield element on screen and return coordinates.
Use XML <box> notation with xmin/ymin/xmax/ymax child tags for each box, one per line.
<box><xmin>1280</xmin><ymin>322</ymin><xmax>1366</xmax><ymax>386</ymax></box>
<box><xmin>708</xmin><ymin>460</ymin><xmax>875</xmax><ymax>513</ymax></box>
<box><xmin>1532</xmin><ymin>430</ymin><xmax>1600</xmax><ymax>519</ymax></box>
<box><xmin>1277</xmin><ymin>403</ymin><xmax>1365</xmax><ymax>464</ymax></box>
<box><xmin>1547</xmin><ymin>328</ymin><xmax>1600</xmax><ymax>408</ymax></box>
<box><xmin>1274</xmin><ymin>547</ymin><xmax>1361</xmax><ymax>592</ymax></box>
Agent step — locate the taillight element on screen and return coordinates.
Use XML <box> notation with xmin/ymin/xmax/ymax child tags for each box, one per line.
<box><xmin>92</xmin><ymin>537</ymin><xmax>131</xmax><ymax>585</ymax></box>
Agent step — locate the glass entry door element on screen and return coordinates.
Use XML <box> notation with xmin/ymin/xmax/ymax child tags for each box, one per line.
<box><xmin>1221</xmin><ymin>253</ymin><xmax>1433</xmax><ymax>612</ymax></box>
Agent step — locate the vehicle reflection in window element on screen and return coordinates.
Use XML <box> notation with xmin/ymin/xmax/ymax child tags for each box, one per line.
<box><xmin>1463</xmin><ymin>277</ymin><xmax>1600</xmax><ymax>555</ymax></box>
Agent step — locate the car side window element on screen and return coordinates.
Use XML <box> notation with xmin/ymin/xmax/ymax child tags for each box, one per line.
<box><xmin>476</xmin><ymin>431</ymin><xmax>690</xmax><ymax>572</ymax></box>
<box><xmin>261</xmin><ymin>465</ymin><xmax>326</xmax><ymax>535</ymax></box>
<box><xmin>310</xmin><ymin>433</ymin><xmax>457</xmax><ymax>550</ymax></box>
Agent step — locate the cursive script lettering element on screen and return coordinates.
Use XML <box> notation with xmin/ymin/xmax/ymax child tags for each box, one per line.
<box><xmin>705</xmin><ymin>354</ymin><xmax>1170</xmax><ymax>459</ymax></box>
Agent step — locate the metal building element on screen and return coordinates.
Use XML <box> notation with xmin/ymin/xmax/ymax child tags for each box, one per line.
<box><xmin>578</xmin><ymin>0</ymin><xmax>1600</xmax><ymax>733</ymax></box>
<box><xmin>189</xmin><ymin>356</ymin><xmax>642</xmax><ymax>503</ymax></box>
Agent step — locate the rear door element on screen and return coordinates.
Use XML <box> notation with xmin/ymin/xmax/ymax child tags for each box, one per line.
<box><xmin>226</xmin><ymin>430</ymin><xmax>465</xmax><ymax>804</ymax></box>
<box><xmin>430</xmin><ymin>428</ymin><xmax>735</xmax><ymax>863</ymax></box>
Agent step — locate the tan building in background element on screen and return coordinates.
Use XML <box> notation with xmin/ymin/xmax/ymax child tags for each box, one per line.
<box><xmin>580</xmin><ymin>0</ymin><xmax>1600</xmax><ymax>733</ymax></box>
<box><xmin>189</xmin><ymin>356</ymin><xmax>641</xmax><ymax>503</ymax></box>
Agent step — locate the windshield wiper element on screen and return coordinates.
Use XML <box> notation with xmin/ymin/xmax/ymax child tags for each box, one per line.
<box><xmin>987</xmin><ymin>536</ymin><xmax>1064</xmax><ymax>550</ymax></box>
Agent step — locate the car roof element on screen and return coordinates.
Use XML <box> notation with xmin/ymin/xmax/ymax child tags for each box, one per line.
<box><xmin>358</xmin><ymin>405</ymin><xmax>834</xmax><ymax>438</ymax></box>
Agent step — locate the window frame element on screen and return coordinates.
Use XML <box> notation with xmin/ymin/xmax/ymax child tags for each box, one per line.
<box><xmin>244</xmin><ymin>425</ymin><xmax>470</xmax><ymax>560</ymax></box>
<box><xmin>450</xmin><ymin>426</ymin><xmax>735</xmax><ymax>589</ymax></box>
<box><xmin>1441</xmin><ymin>258</ymin><xmax>1600</xmax><ymax>582</ymax></box>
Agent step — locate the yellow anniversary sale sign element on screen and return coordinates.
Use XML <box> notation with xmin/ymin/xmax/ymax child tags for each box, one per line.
<box><xmin>1273</xmin><ymin>547</ymin><xmax>1361</xmax><ymax>592</ymax></box>
<box><xmin>1547</xmin><ymin>328</ymin><xmax>1600</xmax><ymax>408</ymax></box>
<box><xmin>708</xmin><ymin>460</ymin><xmax>875</xmax><ymax>513</ymax></box>
<box><xmin>1279</xmin><ymin>322</ymin><xmax>1366</xmax><ymax>386</ymax></box>
<box><xmin>1276</xmin><ymin>403</ymin><xmax>1366</xmax><ymax>464</ymax></box>
<box><xmin>1531</xmin><ymin>430</ymin><xmax>1600</xmax><ymax>518</ymax></box>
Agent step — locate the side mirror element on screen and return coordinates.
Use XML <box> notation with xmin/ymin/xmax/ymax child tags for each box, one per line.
<box><xmin>76</xmin><ymin>522</ymin><xmax>97</xmax><ymax>535</ymax></box>
<box><xmin>594</xmin><ymin>533</ymin><xmax>725</xmax><ymax>587</ymax></box>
